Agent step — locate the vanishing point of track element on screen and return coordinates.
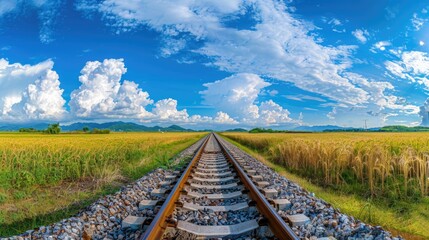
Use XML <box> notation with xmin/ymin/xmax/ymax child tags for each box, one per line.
<box><xmin>141</xmin><ymin>133</ymin><xmax>299</xmax><ymax>239</ymax></box>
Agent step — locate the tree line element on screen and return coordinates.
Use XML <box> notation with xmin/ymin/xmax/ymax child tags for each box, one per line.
<box><xmin>19</xmin><ymin>123</ymin><xmax>110</xmax><ymax>134</ymax></box>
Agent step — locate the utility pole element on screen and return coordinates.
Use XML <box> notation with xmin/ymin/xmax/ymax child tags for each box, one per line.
<box><xmin>364</xmin><ymin>119</ymin><xmax>367</xmax><ymax>131</ymax></box>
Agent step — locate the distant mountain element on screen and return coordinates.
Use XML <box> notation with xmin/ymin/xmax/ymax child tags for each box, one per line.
<box><xmin>293</xmin><ymin>125</ymin><xmax>347</xmax><ymax>132</ymax></box>
<box><xmin>224</xmin><ymin>128</ymin><xmax>248</xmax><ymax>132</ymax></box>
<box><xmin>0</xmin><ymin>121</ymin><xmax>200</xmax><ymax>132</ymax></box>
<box><xmin>62</xmin><ymin>122</ymin><xmax>150</xmax><ymax>132</ymax></box>
<box><xmin>0</xmin><ymin>123</ymin><xmax>50</xmax><ymax>131</ymax></box>
<box><xmin>294</xmin><ymin>125</ymin><xmax>381</xmax><ymax>132</ymax></box>
<box><xmin>62</xmin><ymin>122</ymin><xmax>196</xmax><ymax>132</ymax></box>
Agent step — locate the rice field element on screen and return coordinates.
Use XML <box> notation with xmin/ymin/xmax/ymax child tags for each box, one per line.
<box><xmin>222</xmin><ymin>132</ymin><xmax>429</xmax><ymax>201</ymax></box>
<box><xmin>0</xmin><ymin>132</ymin><xmax>204</xmax><ymax>235</ymax></box>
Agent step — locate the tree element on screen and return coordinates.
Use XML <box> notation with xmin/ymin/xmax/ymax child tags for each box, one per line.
<box><xmin>19</xmin><ymin>128</ymin><xmax>38</xmax><ymax>133</ymax></box>
<box><xmin>45</xmin><ymin>123</ymin><xmax>61</xmax><ymax>134</ymax></box>
<box><xmin>83</xmin><ymin>126</ymin><xmax>89</xmax><ymax>133</ymax></box>
<box><xmin>91</xmin><ymin>128</ymin><xmax>110</xmax><ymax>134</ymax></box>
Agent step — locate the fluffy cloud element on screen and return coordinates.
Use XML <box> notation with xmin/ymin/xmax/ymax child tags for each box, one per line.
<box><xmin>345</xmin><ymin>72</ymin><xmax>418</xmax><ymax>114</ymax></box>
<box><xmin>200</xmin><ymin>73</ymin><xmax>291</xmax><ymax>125</ymax></box>
<box><xmin>0</xmin><ymin>57</ymin><xmax>289</xmax><ymax>126</ymax></box>
<box><xmin>75</xmin><ymin>0</ymin><xmax>421</xmax><ymax>127</ymax></box>
<box><xmin>384</xmin><ymin>50</ymin><xmax>429</xmax><ymax>125</ymax></box>
<box><xmin>152</xmin><ymin>98</ymin><xmax>189</xmax><ymax>122</ymax></box>
<box><xmin>214</xmin><ymin>111</ymin><xmax>238</xmax><ymax>124</ymax></box>
<box><xmin>324</xmin><ymin>71</ymin><xmax>419</xmax><ymax>126</ymax></box>
<box><xmin>0</xmin><ymin>58</ymin><xmax>66</xmax><ymax>121</ymax></box>
<box><xmin>77</xmin><ymin>0</ymin><xmax>373</xmax><ymax>107</ymax></box>
<box><xmin>352</xmin><ymin>29</ymin><xmax>369</xmax><ymax>43</ymax></box>
<box><xmin>258</xmin><ymin>100</ymin><xmax>291</xmax><ymax>124</ymax></box>
<box><xmin>385</xmin><ymin>61</ymin><xmax>406</xmax><ymax>79</ymax></box>
<box><xmin>69</xmin><ymin>59</ymin><xmax>154</xmax><ymax>120</ymax></box>
<box><xmin>385</xmin><ymin>51</ymin><xmax>429</xmax><ymax>87</ymax></box>
<box><xmin>69</xmin><ymin>58</ymin><xmax>239</xmax><ymax>125</ymax></box>
<box><xmin>201</xmin><ymin>73</ymin><xmax>269</xmax><ymax>120</ymax></box>
<box><xmin>78</xmin><ymin>0</ymin><xmax>243</xmax><ymax>34</ymax></box>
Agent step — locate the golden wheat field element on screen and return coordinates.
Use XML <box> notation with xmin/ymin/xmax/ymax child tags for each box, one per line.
<box><xmin>0</xmin><ymin>132</ymin><xmax>204</xmax><ymax>235</ymax></box>
<box><xmin>223</xmin><ymin>132</ymin><xmax>429</xmax><ymax>198</ymax></box>
<box><xmin>222</xmin><ymin>132</ymin><xmax>429</xmax><ymax>239</ymax></box>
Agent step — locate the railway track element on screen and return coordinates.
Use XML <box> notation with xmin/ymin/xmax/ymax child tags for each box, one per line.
<box><xmin>8</xmin><ymin>133</ymin><xmax>402</xmax><ymax>239</ymax></box>
<box><xmin>141</xmin><ymin>133</ymin><xmax>298</xmax><ymax>240</ymax></box>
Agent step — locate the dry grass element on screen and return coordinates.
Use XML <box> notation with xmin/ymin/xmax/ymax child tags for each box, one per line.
<box><xmin>222</xmin><ymin>132</ymin><xmax>429</xmax><ymax>200</ymax></box>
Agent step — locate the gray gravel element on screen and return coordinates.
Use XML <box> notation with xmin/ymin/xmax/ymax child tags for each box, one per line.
<box><xmin>164</xmin><ymin>229</ymin><xmax>263</xmax><ymax>240</ymax></box>
<box><xmin>172</xmin><ymin>208</ymin><xmax>260</xmax><ymax>226</ymax></box>
<box><xmin>180</xmin><ymin>195</ymin><xmax>249</xmax><ymax>206</ymax></box>
<box><xmin>196</xmin><ymin>168</ymin><xmax>232</xmax><ymax>174</ymax></box>
<box><xmin>186</xmin><ymin>186</ymin><xmax>243</xmax><ymax>194</ymax></box>
<box><xmin>189</xmin><ymin>179</ymin><xmax>239</xmax><ymax>186</ymax></box>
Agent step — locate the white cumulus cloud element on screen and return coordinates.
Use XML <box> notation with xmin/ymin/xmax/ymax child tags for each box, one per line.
<box><xmin>69</xmin><ymin>58</ymin><xmax>241</xmax><ymax>126</ymax></box>
<box><xmin>214</xmin><ymin>111</ymin><xmax>237</xmax><ymax>124</ymax></box>
<box><xmin>258</xmin><ymin>100</ymin><xmax>291</xmax><ymax>124</ymax></box>
<box><xmin>0</xmin><ymin>58</ymin><xmax>66</xmax><ymax>121</ymax></box>
<box><xmin>152</xmin><ymin>98</ymin><xmax>189</xmax><ymax>122</ymax></box>
<box><xmin>69</xmin><ymin>58</ymin><xmax>154</xmax><ymax>120</ymax></box>
<box><xmin>200</xmin><ymin>73</ymin><xmax>291</xmax><ymax>125</ymax></box>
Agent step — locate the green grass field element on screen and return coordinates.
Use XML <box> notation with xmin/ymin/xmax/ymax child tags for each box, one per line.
<box><xmin>221</xmin><ymin>132</ymin><xmax>429</xmax><ymax>239</ymax></box>
<box><xmin>0</xmin><ymin>132</ymin><xmax>205</xmax><ymax>236</ymax></box>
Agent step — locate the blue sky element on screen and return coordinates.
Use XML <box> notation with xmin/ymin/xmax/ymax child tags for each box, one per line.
<box><xmin>1</xmin><ymin>0</ymin><xmax>429</xmax><ymax>129</ymax></box>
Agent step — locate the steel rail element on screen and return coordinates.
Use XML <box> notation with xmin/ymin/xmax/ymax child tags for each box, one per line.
<box><xmin>140</xmin><ymin>134</ymin><xmax>210</xmax><ymax>240</ymax></box>
<box><xmin>213</xmin><ymin>133</ymin><xmax>299</xmax><ymax>240</ymax></box>
<box><xmin>141</xmin><ymin>133</ymin><xmax>299</xmax><ymax>240</ymax></box>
